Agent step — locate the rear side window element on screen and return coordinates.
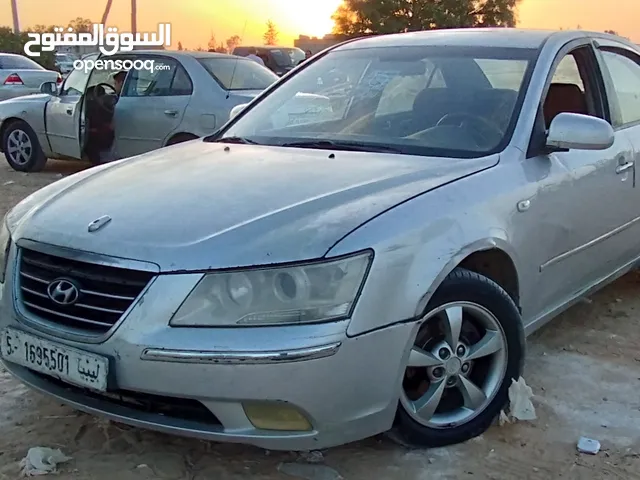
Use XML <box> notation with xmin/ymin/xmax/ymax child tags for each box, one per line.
<box><xmin>0</xmin><ymin>55</ymin><xmax>44</xmax><ymax>70</ymax></box>
<box><xmin>198</xmin><ymin>57</ymin><xmax>278</xmax><ymax>90</ymax></box>
<box><xmin>123</xmin><ymin>58</ymin><xmax>193</xmax><ymax>97</ymax></box>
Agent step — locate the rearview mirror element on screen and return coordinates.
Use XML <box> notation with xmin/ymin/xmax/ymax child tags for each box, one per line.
<box><xmin>40</xmin><ymin>81</ymin><xmax>57</xmax><ymax>95</ymax></box>
<box><xmin>547</xmin><ymin>113</ymin><xmax>614</xmax><ymax>151</ymax></box>
<box><xmin>230</xmin><ymin>103</ymin><xmax>249</xmax><ymax>120</ymax></box>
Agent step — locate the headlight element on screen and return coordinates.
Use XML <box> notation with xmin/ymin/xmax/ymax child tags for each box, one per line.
<box><xmin>0</xmin><ymin>215</ymin><xmax>10</xmax><ymax>284</ymax></box>
<box><xmin>170</xmin><ymin>251</ymin><xmax>372</xmax><ymax>327</ymax></box>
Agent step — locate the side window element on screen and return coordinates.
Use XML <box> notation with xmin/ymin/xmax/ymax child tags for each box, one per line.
<box><xmin>542</xmin><ymin>49</ymin><xmax>596</xmax><ymax>128</ymax></box>
<box><xmin>123</xmin><ymin>58</ymin><xmax>189</xmax><ymax>97</ymax></box>
<box><xmin>551</xmin><ymin>54</ymin><xmax>585</xmax><ymax>91</ymax></box>
<box><xmin>599</xmin><ymin>49</ymin><xmax>640</xmax><ymax>128</ymax></box>
<box><xmin>170</xmin><ymin>65</ymin><xmax>193</xmax><ymax>95</ymax></box>
<box><xmin>60</xmin><ymin>66</ymin><xmax>92</xmax><ymax>96</ymax></box>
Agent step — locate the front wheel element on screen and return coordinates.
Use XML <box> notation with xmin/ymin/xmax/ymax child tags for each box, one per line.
<box><xmin>395</xmin><ymin>268</ymin><xmax>525</xmax><ymax>447</ymax></box>
<box><xmin>2</xmin><ymin>120</ymin><xmax>47</xmax><ymax>172</ymax></box>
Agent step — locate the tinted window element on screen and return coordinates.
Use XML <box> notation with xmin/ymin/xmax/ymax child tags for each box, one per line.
<box><xmin>220</xmin><ymin>46</ymin><xmax>535</xmax><ymax>158</ymax></box>
<box><xmin>123</xmin><ymin>58</ymin><xmax>192</xmax><ymax>97</ymax></box>
<box><xmin>600</xmin><ymin>49</ymin><xmax>640</xmax><ymax>127</ymax></box>
<box><xmin>271</xmin><ymin>48</ymin><xmax>305</xmax><ymax>66</ymax></box>
<box><xmin>198</xmin><ymin>57</ymin><xmax>278</xmax><ymax>90</ymax></box>
<box><xmin>0</xmin><ymin>54</ymin><xmax>44</xmax><ymax>70</ymax></box>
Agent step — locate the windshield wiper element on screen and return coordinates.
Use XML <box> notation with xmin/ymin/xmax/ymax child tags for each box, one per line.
<box><xmin>208</xmin><ymin>136</ymin><xmax>260</xmax><ymax>145</ymax></box>
<box><xmin>280</xmin><ymin>140</ymin><xmax>402</xmax><ymax>154</ymax></box>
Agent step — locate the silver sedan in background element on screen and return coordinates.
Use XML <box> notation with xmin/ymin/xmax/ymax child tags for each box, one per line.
<box><xmin>0</xmin><ymin>53</ymin><xmax>61</xmax><ymax>101</ymax></box>
<box><xmin>0</xmin><ymin>50</ymin><xmax>278</xmax><ymax>171</ymax></box>
<box><xmin>3</xmin><ymin>28</ymin><xmax>640</xmax><ymax>451</ymax></box>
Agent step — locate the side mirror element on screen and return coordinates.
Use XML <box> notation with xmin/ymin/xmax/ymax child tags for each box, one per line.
<box><xmin>547</xmin><ymin>112</ymin><xmax>614</xmax><ymax>151</ymax></box>
<box><xmin>229</xmin><ymin>103</ymin><xmax>248</xmax><ymax>120</ymax></box>
<box><xmin>40</xmin><ymin>81</ymin><xmax>58</xmax><ymax>95</ymax></box>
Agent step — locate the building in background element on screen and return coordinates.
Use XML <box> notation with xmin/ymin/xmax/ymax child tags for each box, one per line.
<box><xmin>294</xmin><ymin>34</ymin><xmax>343</xmax><ymax>55</ymax></box>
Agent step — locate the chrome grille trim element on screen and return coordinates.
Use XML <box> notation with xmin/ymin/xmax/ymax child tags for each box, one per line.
<box><xmin>17</xmin><ymin>247</ymin><xmax>155</xmax><ymax>336</ymax></box>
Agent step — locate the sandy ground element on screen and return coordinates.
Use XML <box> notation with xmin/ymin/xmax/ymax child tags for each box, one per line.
<box><xmin>1</xmin><ymin>159</ymin><xmax>640</xmax><ymax>479</ymax></box>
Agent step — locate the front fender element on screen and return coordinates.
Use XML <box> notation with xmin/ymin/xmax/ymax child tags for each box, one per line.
<box><xmin>326</xmin><ymin>161</ymin><xmax>523</xmax><ymax>337</ymax></box>
<box><xmin>0</xmin><ymin>97</ymin><xmax>50</xmax><ymax>155</ymax></box>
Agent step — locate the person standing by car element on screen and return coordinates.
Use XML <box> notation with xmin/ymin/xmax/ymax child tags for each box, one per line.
<box><xmin>246</xmin><ymin>47</ymin><xmax>265</xmax><ymax>66</ymax></box>
<box><xmin>305</xmin><ymin>50</ymin><xmax>313</xmax><ymax>60</ymax></box>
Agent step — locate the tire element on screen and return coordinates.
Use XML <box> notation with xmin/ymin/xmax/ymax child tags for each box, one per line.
<box><xmin>395</xmin><ymin>267</ymin><xmax>525</xmax><ymax>448</ymax></box>
<box><xmin>166</xmin><ymin>133</ymin><xmax>198</xmax><ymax>146</ymax></box>
<box><xmin>2</xmin><ymin>120</ymin><xmax>47</xmax><ymax>172</ymax></box>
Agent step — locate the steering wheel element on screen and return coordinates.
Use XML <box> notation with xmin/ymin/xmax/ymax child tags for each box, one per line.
<box><xmin>88</xmin><ymin>82</ymin><xmax>118</xmax><ymax>115</ymax></box>
<box><xmin>434</xmin><ymin>112</ymin><xmax>504</xmax><ymax>148</ymax></box>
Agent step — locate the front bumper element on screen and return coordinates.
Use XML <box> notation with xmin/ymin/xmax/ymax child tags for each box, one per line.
<box><xmin>0</xmin><ymin>243</ymin><xmax>417</xmax><ymax>450</ymax></box>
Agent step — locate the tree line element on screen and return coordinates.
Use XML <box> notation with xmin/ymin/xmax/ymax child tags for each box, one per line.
<box><xmin>330</xmin><ymin>0</ymin><xmax>623</xmax><ymax>38</ymax></box>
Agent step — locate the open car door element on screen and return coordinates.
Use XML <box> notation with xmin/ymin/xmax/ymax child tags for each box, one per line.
<box><xmin>45</xmin><ymin>55</ymin><xmax>96</xmax><ymax>159</ymax></box>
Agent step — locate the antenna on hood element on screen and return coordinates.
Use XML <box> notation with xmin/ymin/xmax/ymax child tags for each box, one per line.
<box><xmin>226</xmin><ymin>19</ymin><xmax>248</xmax><ymax>100</ymax></box>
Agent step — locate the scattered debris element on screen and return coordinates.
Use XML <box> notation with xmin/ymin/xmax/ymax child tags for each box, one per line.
<box><xmin>278</xmin><ymin>463</ymin><xmax>343</xmax><ymax>480</ymax></box>
<box><xmin>580</xmin><ymin>297</ymin><xmax>593</xmax><ymax>304</ymax></box>
<box><xmin>300</xmin><ymin>451</ymin><xmax>324</xmax><ymax>464</ymax></box>
<box><xmin>577</xmin><ymin>437</ymin><xmax>601</xmax><ymax>455</ymax></box>
<box><xmin>508</xmin><ymin>377</ymin><xmax>537</xmax><ymax>421</ymax></box>
<box><xmin>498</xmin><ymin>410</ymin><xmax>511</xmax><ymax>426</ymax></box>
<box><xmin>2</xmin><ymin>180</ymin><xmax>14</xmax><ymax>186</ymax></box>
<box><xmin>19</xmin><ymin>447</ymin><xmax>71</xmax><ymax>476</ymax></box>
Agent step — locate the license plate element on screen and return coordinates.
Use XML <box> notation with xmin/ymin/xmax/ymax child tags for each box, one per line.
<box><xmin>0</xmin><ymin>328</ymin><xmax>109</xmax><ymax>392</ymax></box>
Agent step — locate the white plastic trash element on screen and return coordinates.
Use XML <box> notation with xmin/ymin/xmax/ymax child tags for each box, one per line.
<box><xmin>19</xmin><ymin>447</ymin><xmax>72</xmax><ymax>477</ymax></box>
<box><xmin>508</xmin><ymin>377</ymin><xmax>537</xmax><ymax>421</ymax></box>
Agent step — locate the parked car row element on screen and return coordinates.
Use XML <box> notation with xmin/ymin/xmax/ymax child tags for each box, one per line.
<box><xmin>4</xmin><ymin>28</ymin><xmax>640</xmax><ymax>453</ymax></box>
<box><xmin>0</xmin><ymin>50</ymin><xmax>278</xmax><ymax>171</ymax></box>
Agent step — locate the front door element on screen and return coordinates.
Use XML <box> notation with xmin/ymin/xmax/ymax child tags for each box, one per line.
<box><xmin>526</xmin><ymin>44</ymin><xmax>638</xmax><ymax>318</ymax></box>
<box><xmin>113</xmin><ymin>56</ymin><xmax>193</xmax><ymax>158</ymax></box>
<box><xmin>45</xmin><ymin>61</ymin><xmax>94</xmax><ymax>158</ymax></box>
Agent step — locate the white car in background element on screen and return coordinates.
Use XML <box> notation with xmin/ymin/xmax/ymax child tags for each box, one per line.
<box><xmin>0</xmin><ymin>53</ymin><xmax>61</xmax><ymax>101</ymax></box>
<box><xmin>54</xmin><ymin>53</ymin><xmax>76</xmax><ymax>75</ymax></box>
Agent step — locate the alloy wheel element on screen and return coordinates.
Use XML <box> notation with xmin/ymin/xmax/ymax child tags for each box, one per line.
<box><xmin>7</xmin><ymin>129</ymin><xmax>33</xmax><ymax>166</ymax></box>
<box><xmin>400</xmin><ymin>302</ymin><xmax>508</xmax><ymax>428</ymax></box>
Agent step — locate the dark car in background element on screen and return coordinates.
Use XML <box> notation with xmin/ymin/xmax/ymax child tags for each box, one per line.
<box><xmin>232</xmin><ymin>46</ymin><xmax>305</xmax><ymax>76</ymax></box>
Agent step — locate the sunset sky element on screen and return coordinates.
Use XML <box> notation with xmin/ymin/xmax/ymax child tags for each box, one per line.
<box><xmin>1</xmin><ymin>0</ymin><xmax>638</xmax><ymax>49</ymax></box>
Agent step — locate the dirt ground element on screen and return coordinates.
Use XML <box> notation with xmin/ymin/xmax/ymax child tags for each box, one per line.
<box><xmin>1</xmin><ymin>160</ymin><xmax>640</xmax><ymax>480</ymax></box>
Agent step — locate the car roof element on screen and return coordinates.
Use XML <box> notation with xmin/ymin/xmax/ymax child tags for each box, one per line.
<box><xmin>115</xmin><ymin>50</ymin><xmax>241</xmax><ymax>60</ymax></box>
<box><xmin>235</xmin><ymin>46</ymin><xmax>299</xmax><ymax>50</ymax></box>
<box><xmin>333</xmin><ymin>28</ymin><xmax>625</xmax><ymax>51</ymax></box>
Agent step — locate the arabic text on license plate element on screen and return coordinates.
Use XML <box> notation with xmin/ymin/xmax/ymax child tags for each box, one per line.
<box><xmin>1</xmin><ymin>328</ymin><xmax>109</xmax><ymax>391</ymax></box>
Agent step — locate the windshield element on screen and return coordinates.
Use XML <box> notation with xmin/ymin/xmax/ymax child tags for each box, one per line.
<box><xmin>56</xmin><ymin>54</ymin><xmax>73</xmax><ymax>62</ymax></box>
<box><xmin>271</xmin><ymin>48</ymin><xmax>305</xmax><ymax>67</ymax></box>
<box><xmin>198</xmin><ymin>57</ymin><xmax>278</xmax><ymax>90</ymax></box>
<box><xmin>218</xmin><ymin>46</ymin><xmax>535</xmax><ymax>158</ymax></box>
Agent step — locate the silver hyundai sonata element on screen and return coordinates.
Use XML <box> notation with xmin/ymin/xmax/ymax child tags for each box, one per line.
<box><xmin>1</xmin><ymin>28</ymin><xmax>638</xmax><ymax>450</ymax></box>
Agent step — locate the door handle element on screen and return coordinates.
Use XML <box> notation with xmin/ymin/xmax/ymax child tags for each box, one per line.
<box><xmin>164</xmin><ymin>109</ymin><xmax>178</xmax><ymax>117</ymax></box>
<box><xmin>66</xmin><ymin>108</ymin><xmax>73</xmax><ymax>115</ymax></box>
<box><xmin>616</xmin><ymin>161</ymin><xmax>634</xmax><ymax>174</ymax></box>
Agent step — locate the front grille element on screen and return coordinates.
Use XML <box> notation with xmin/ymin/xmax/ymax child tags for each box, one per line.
<box><xmin>18</xmin><ymin>248</ymin><xmax>154</xmax><ymax>334</ymax></box>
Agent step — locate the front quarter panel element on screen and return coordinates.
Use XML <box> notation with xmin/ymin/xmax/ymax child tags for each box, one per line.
<box><xmin>327</xmin><ymin>149</ymin><xmax>527</xmax><ymax>337</ymax></box>
<box><xmin>0</xmin><ymin>96</ymin><xmax>51</xmax><ymax>155</ymax></box>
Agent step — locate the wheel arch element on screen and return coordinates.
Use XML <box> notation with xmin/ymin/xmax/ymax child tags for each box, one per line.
<box><xmin>164</xmin><ymin>131</ymin><xmax>199</xmax><ymax>146</ymax></box>
<box><xmin>414</xmin><ymin>239</ymin><xmax>521</xmax><ymax>318</ymax></box>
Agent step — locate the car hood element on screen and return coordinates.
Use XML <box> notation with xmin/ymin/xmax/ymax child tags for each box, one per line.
<box><xmin>0</xmin><ymin>93</ymin><xmax>51</xmax><ymax>106</ymax></box>
<box><xmin>10</xmin><ymin>140</ymin><xmax>498</xmax><ymax>272</ymax></box>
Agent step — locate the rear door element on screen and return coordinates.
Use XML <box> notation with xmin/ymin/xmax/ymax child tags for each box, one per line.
<box><xmin>44</xmin><ymin>58</ymin><xmax>94</xmax><ymax>158</ymax></box>
<box><xmin>113</xmin><ymin>56</ymin><xmax>193</xmax><ymax>158</ymax></box>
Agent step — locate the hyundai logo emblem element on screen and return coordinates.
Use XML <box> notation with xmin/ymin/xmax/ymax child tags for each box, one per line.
<box><xmin>47</xmin><ymin>278</ymin><xmax>80</xmax><ymax>306</ymax></box>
